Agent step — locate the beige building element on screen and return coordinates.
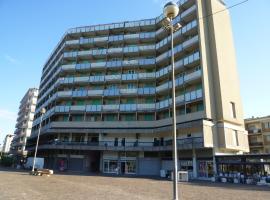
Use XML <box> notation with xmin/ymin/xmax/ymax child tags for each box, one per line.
<box><xmin>245</xmin><ymin>116</ymin><xmax>270</xmax><ymax>154</ymax></box>
<box><xmin>27</xmin><ymin>0</ymin><xmax>248</xmax><ymax>179</ymax></box>
<box><xmin>11</xmin><ymin>88</ymin><xmax>38</xmax><ymax>157</ymax></box>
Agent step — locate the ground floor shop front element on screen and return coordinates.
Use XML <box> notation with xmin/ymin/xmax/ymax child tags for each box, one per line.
<box><xmin>38</xmin><ymin>148</ymin><xmax>214</xmax><ymax>179</ymax></box>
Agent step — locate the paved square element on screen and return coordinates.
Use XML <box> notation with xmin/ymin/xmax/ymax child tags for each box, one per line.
<box><xmin>0</xmin><ymin>169</ymin><xmax>269</xmax><ymax>200</ymax></box>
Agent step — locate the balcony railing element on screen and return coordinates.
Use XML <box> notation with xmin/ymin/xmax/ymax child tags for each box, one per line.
<box><xmin>27</xmin><ymin>137</ymin><xmax>204</xmax><ymax>151</ymax></box>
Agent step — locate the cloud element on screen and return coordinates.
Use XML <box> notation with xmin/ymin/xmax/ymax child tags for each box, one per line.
<box><xmin>0</xmin><ymin>109</ymin><xmax>17</xmax><ymax>121</ymax></box>
<box><xmin>4</xmin><ymin>54</ymin><xmax>20</xmax><ymax>65</ymax></box>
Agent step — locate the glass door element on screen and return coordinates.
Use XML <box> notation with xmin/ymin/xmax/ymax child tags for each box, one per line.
<box><xmin>198</xmin><ymin>160</ymin><xmax>213</xmax><ymax>179</ymax></box>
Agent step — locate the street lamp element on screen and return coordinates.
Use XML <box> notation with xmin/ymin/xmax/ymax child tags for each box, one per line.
<box><xmin>31</xmin><ymin>108</ymin><xmax>46</xmax><ymax>173</ymax></box>
<box><xmin>163</xmin><ymin>2</ymin><xmax>181</xmax><ymax>200</ymax></box>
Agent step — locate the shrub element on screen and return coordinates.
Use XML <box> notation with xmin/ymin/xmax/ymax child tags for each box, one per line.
<box><xmin>0</xmin><ymin>155</ymin><xmax>15</xmax><ymax>167</ymax></box>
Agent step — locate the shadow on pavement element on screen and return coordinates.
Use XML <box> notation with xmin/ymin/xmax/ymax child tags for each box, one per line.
<box><xmin>183</xmin><ymin>180</ymin><xmax>270</xmax><ymax>192</ymax></box>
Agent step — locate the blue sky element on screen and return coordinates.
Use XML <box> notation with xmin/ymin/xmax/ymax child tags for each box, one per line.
<box><xmin>0</xmin><ymin>0</ymin><xmax>269</xmax><ymax>143</ymax></box>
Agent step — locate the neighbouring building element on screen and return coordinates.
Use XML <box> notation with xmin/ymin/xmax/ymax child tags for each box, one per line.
<box><xmin>2</xmin><ymin>134</ymin><xmax>14</xmax><ymax>153</ymax></box>
<box><xmin>11</xmin><ymin>88</ymin><xmax>38</xmax><ymax>157</ymax></box>
<box><xmin>245</xmin><ymin>116</ymin><xmax>270</xmax><ymax>154</ymax></box>
<box><xmin>27</xmin><ymin>0</ymin><xmax>249</xmax><ymax>179</ymax></box>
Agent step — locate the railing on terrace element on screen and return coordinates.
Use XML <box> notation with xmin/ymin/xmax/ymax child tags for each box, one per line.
<box><xmin>28</xmin><ymin>137</ymin><xmax>204</xmax><ymax>150</ymax></box>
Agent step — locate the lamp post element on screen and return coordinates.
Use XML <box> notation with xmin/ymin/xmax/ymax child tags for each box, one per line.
<box><xmin>31</xmin><ymin>108</ymin><xmax>46</xmax><ymax>173</ymax></box>
<box><xmin>163</xmin><ymin>2</ymin><xmax>181</xmax><ymax>200</ymax></box>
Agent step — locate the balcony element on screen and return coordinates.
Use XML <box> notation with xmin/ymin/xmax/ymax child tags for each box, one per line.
<box><xmin>58</xmin><ymin>91</ymin><xmax>72</xmax><ymax>97</ymax></box>
<box><xmin>137</xmin><ymin>87</ymin><xmax>155</xmax><ymax>95</ymax></box>
<box><xmin>124</xmin><ymin>33</ymin><xmax>139</xmax><ymax>41</ymax></box>
<box><xmin>88</xmin><ymin>90</ymin><xmax>103</xmax><ymax>96</ymax></box>
<box><xmin>120</xmin><ymin>88</ymin><xmax>138</xmax><ymax>95</ymax></box>
<box><xmin>120</xmin><ymin>104</ymin><xmax>137</xmax><ymax>112</ymax></box>
<box><xmin>28</xmin><ymin>137</ymin><xmax>204</xmax><ymax>152</ymax></box>
<box><xmin>105</xmin><ymin>74</ymin><xmax>121</xmax><ymax>82</ymax></box>
<box><xmin>249</xmin><ymin>142</ymin><xmax>263</xmax><ymax>147</ymax></box>
<box><xmin>122</xmin><ymin>74</ymin><xmax>138</xmax><ymax>81</ymax></box>
<box><xmin>65</xmin><ymin>39</ymin><xmax>79</xmax><ymax>46</ymax></box>
<box><xmin>103</xmin><ymin>104</ymin><xmax>119</xmax><ymax>111</ymax></box>
<box><xmin>184</xmin><ymin>70</ymin><xmax>202</xmax><ymax>82</ymax></box>
<box><xmin>137</xmin><ymin>103</ymin><xmax>156</xmax><ymax>111</ymax></box>
<box><xmin>86</xmin><ymin>105</ymin><xmax>102</xmax><ymax>112</ymax></box>
<box><xmin>108</xmin><ymin>47</ymin><xmax>123</xmax><ymax>54</ymax></box>
<box><xmin>138</xmin><ymin>72</ymin><xmax>156</xmax><ymax>79</ymax></box>
<box><xmin>61</xmin><ymin>64</ymin><xmax>76</xmax><ymax>71</ymax></box>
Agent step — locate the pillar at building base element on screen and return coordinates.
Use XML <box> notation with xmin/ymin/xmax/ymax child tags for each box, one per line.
<box><xmin>192</xmin><ymin>148</ymin><xmax>197</xmax><ymax>179</ymax></box>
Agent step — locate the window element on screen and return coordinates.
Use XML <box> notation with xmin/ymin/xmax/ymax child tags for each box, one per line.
<box><xmin>63</xmin><ymin>115</ymin><xmax>69</xmax><ymax>122</ymax></box>
<box><xmin>230</xmin><ymin>102</ymin><xmax>237</xmax><ymax>118</ymax></box>
<box><xmin>197</xmin><ymin>102</ymin><xmax>204</xmax><ymax>111</ymax></box>
<box><xmin>264</xmin><ymin>122</ymin><xmax>270</xmax><ymax>129</ymax></box>
<box><xmin>232</xmin><ymin>130</ymin><xmax>239</xmax><ymax>146</ymax></box>
<box><xmin>127</xmin><ymin>83</ymin><xmax>135</xmax><ymax>89</ymax></box>
<box><xmin>144</xmin><ymin>114</ymin><xmax>154</xmax><ymax>121</ymax></box>
<box><xmin>77</xmin><ymin>100</ymin><xmax>85</xmax><ymax>105</ymax></box>
<box><xmin>265</xmin><ymin>135</ymin><xmax>270</xmax><ymax>142</ymax></box>
<box><xmin>145</xmin><ymin>97</ymin><xmax>154</xmax><ymax>103</ymax></box>
<box><xmin>126</xmin><ymin>98</ymin><xmax>134</xmax><ymax>104</ymax></box>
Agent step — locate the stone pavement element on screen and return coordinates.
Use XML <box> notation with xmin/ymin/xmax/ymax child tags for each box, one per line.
<box><xmin>0</xmin><ymin>168</ymin><xmax>269</xmax><ymax>200</ymax></box>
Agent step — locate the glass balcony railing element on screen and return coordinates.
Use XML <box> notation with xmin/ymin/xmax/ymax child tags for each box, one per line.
<box><xmin>120</xmin><ymin>88</ymin><xmax>138</xmax><ymax>95</ymax></box>
<box><xmin>65</xmin><ymin>40</ymin><xmax>79</xmax><ymax>45</ymax></box>
<box><xmin>156</xmin><ymin>35</ymin><xmax>199</xmax><ymax>63</ymax></box>
<box><xmin>91</xmin><ymin>62</ymin><xmax>106</xmax><ymax>68</ymax></box>
<box><xmin>33</xmin><ymin>136</ymin><xmax>203</xmax><ymax>150</ymax></box>
<box><xmin>103</xmin><ymin>104</ymin><xmax>119</xmax><ymax>111</ymax></box>
<box><xmin>86</xmin><ymin>105</ymin><xmax>102</xmax><ymax>112</ymax></box>
<box><xmin>124</xmin><ymin>34</ymin><xmax>139</xmax><ymax>40</ymax></box>
<box><xmin>122</xmin><ymin>74</ymin><xmax>138</xmax><ymax>81</ymax></box>
<box><xmin>108</xmin><ymin>47</ymin><xmax>123</xmax><ymax>54</ymax></box>
<box><xmin>58</xmin><ymin>91</ymin><xmax>72</xmax><ymax>97</ymax></box>
<box><xmin>137</xmin><ymin>103</ymin><xmax>156</xmax><ymax>111</ymax></box>
<box><xmin>181</xmin><ymin>4</ymin><xmax>197</xmax><ymax>19</ymax></box>
<box><xmin>87</xmin><ymin>90</ymin><xmax>103</xmax><ymax>96</ymax></box>
<box><xmin>105</xmin><ymin>74</ymin><xmax>121</xmax><ymax>81</ymax></box>
<box><xmin>120</xmin><ymin>104</ymin><xmax>137</xmax><ymax>112</ymax></box>
<box><xmin>70</xmin><ymin>106</ymin><xmax>86</xmax><ymax>112</ymax></box>
<box><xmin>137</xmin><ymin>87</ymin><xmax>156</xmax><ymax>95</ymax></box>
<box><xmin>61</xmin><ymin>64</ymin><xmax>76</xmax><ymax>70</ymax></box>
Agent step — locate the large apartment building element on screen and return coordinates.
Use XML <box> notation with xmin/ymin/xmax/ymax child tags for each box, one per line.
<box><xmin>11</xmin><ymin>88</ymin><xmax>38</xmax><ymax>157</ymax></box>
<box><xmin>245</xmin><ymin>116</ymin><xmax>270</xmax><ymax>154</ymax></box>
<box><xmin>27</xmin><ymin>0</ymin><xmax>249</xmax><ymax>179</ymax></box>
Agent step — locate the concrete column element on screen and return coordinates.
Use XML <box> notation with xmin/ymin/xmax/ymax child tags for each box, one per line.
<box><xmin>99</xmin><ymin>151</ymin><xmax>103</xmax><ymax>172</ymax></box>
<box><xmin>99</xmin><ymin>133</ymin><xmax>103</xmax><ymax>142</ymax></box>
<box><xmin>57</xmin><ymin>133</ymin><xmax>60</xmax><ymax>140</ymax></box>
<box><xmin>84</xmin><ymin>133</ymin><xmax>88</xmax><ymax>143</ymax></box>
<box><xmin>212</xmin><ymin>148</ymin><xmax>217</xmax><ymax>177</ymax></box>
<box><xmin>69</xmin><ymin>133</ymin><xmax>72</xmax><ymax>142</ymax></box>
<box><xmin>192</xmin><ymin>148</ymin><xmax>197</xmax><ymax>179</ymax></box>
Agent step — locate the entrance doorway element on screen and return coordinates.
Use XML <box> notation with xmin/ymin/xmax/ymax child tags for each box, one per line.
<box><xmin>120</xmin><ymin>160</ymin><xmax>136</xmax><ymax>174</ymax></box>
<box><xmin>198</xmin><ymin>160</ymin><xmax>214</xmax><ymax>179</ymax></box>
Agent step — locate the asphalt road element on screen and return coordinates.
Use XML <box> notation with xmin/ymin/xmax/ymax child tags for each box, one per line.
<box><xmin>0</xmin><ymin>168</ymin><xmax>269</xmax><ymax>200</ymax></box>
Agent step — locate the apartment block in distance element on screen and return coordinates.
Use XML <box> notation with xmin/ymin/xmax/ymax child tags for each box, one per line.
<box><xmin>11</xmin><ymin>88</ymin><xmax>38</xmax><ymax>157</ymax></box>
<box><xmin>2</xmin><ymin>134</ymin><xmax>14</xmax><ymax>153</ymax></box>
<box><xmin>245</xmin><ymin>116</ymin><xmax>270</xmax><ymax>154</ymax></box>
<box><xmin>27</xmin><ymin>0</ymin><xmax>249</xmax><ymax>179</ymax></box>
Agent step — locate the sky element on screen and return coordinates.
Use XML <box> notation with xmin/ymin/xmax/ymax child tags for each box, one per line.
<box><xmin>0</xmin><ymin>0</ymin><xmax>269</xmax><ymax>143</ymax></box>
